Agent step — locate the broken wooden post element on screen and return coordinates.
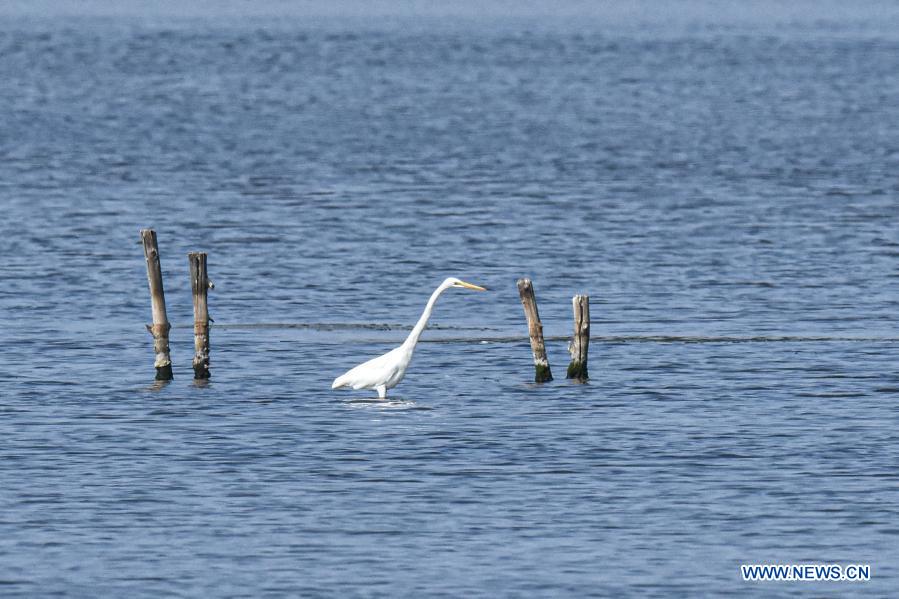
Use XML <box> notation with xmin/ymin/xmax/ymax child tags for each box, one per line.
<box><xmin>517</xmin><ymin>278</ymin><xmax>552</xmax><ymax>382</ymax></box>
<box><xmin>567</xmin><ymin>294</ymin><xmax>590</xmax><ymax>381</ymax></box>
<box><xmin>140</xmin><ymin>229</ymin><xmax>173</xmax><ymax>380</ymax></box>
<box><xmin>188</xmin><ymin>252</ymin><xmax>211</xmax><ymax>379</ymax></box>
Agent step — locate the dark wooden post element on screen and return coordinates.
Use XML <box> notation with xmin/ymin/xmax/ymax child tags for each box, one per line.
<box><xmin>188</xmin><ymin>252</ymin><xmax>211</xmax><ymax>379</ymax></box>
<box><xmin>566</xmin><ymin>294</ymin><xmax>590</xmax><ymax>381</ymax></box>
<box><xmin>517</xmin><ymin>278</ymin><xmax>552</xmax><ymax>382</ymax></box>
<box><xmin>140</xmin><ymin>229</ymin><xmax>173</xmax><ymax>380</ymax></box>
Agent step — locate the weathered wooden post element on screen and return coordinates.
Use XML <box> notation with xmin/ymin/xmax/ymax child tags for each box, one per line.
<box><xmin>140</xmin><ymin>229</ymin><xmax>173</xmax><ymax>380</ymax></box>
<box><xmin>517</xmin><ymin>278</ymin><xmax>552</xmax><ymax>382</ymax></box>
<box><xmin>567</xmin><ymin>294</ymin><xmax>590</xmax><ymax>381</ymax></box>
<box><xmin>188</xmin><ymin>252</ymin><xmax>212</xmax><ymax>379</ymax></box>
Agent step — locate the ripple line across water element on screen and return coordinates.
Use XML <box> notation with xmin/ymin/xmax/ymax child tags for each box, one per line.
<box><xmin>202</xmin><ymin>323</ymin><xmax>899</xmax><ymax>344</ymax></box>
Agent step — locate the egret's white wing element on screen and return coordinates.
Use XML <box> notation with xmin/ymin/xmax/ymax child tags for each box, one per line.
<box><xmin>332</xmin><ymin>346</ymin><xmax>404</xmax><ymax>390</ymax></box>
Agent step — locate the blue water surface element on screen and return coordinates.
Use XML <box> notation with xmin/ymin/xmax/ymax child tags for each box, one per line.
<box><xmin>1</xmin><ymin>3</ymin><xmax>898</xmax><ymax>597</ymax></box>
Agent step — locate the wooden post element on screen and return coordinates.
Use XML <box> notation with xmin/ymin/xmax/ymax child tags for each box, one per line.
<box><xmin>140</xmin><ymin>229</ymin><xmax>173</xmax><ymax>380</ymax></box>
<box><xmin>188</xmin><ymin>252</ymin><xmax>211</xmax><ymax>379</ymax></box>
<box><xmin>567</xmin><ymin>294</ymin><xmax>590</xmax><ymax>381</ymax></box>
<box><xmin>517</xmin><ymin>278</ymin><xmax>552</xmax><ymax>382</ymax></box>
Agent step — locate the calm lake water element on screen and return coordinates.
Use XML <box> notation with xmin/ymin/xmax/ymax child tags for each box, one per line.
<box><xmin>1</xmin><ymin>4</ymin><xmax>898</xmax><ymax>597</ymax></box>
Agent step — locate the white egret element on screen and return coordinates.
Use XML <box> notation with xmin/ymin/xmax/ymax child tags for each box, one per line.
<box><xmin>331</xmin><ymin>277</ymin><xmax>487</xmax><ymax>399</ymax></box>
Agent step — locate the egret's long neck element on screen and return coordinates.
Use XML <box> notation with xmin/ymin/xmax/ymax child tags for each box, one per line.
<box><xmin>402</xmin><ymin>284</ymin><xmax>449</xmax><ymax>350</ymax></box>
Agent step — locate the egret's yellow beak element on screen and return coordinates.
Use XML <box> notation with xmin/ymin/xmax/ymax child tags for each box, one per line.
<box><xmin>456</xmin><ymin>280</ymin><xmax>487</xmax><ymax>291</ymax></box>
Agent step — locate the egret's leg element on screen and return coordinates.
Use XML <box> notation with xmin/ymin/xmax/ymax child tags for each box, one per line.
<box><xmin>377</xmin><ymin>385</ymin><xmax>387</xmax><ymax>399</ymax></box>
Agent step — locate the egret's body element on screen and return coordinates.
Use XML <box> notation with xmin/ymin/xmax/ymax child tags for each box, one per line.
<box><xmin>331</xmin><ymin>277</ymin><xmax>486</xmax><ymax>398</ymax></box>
